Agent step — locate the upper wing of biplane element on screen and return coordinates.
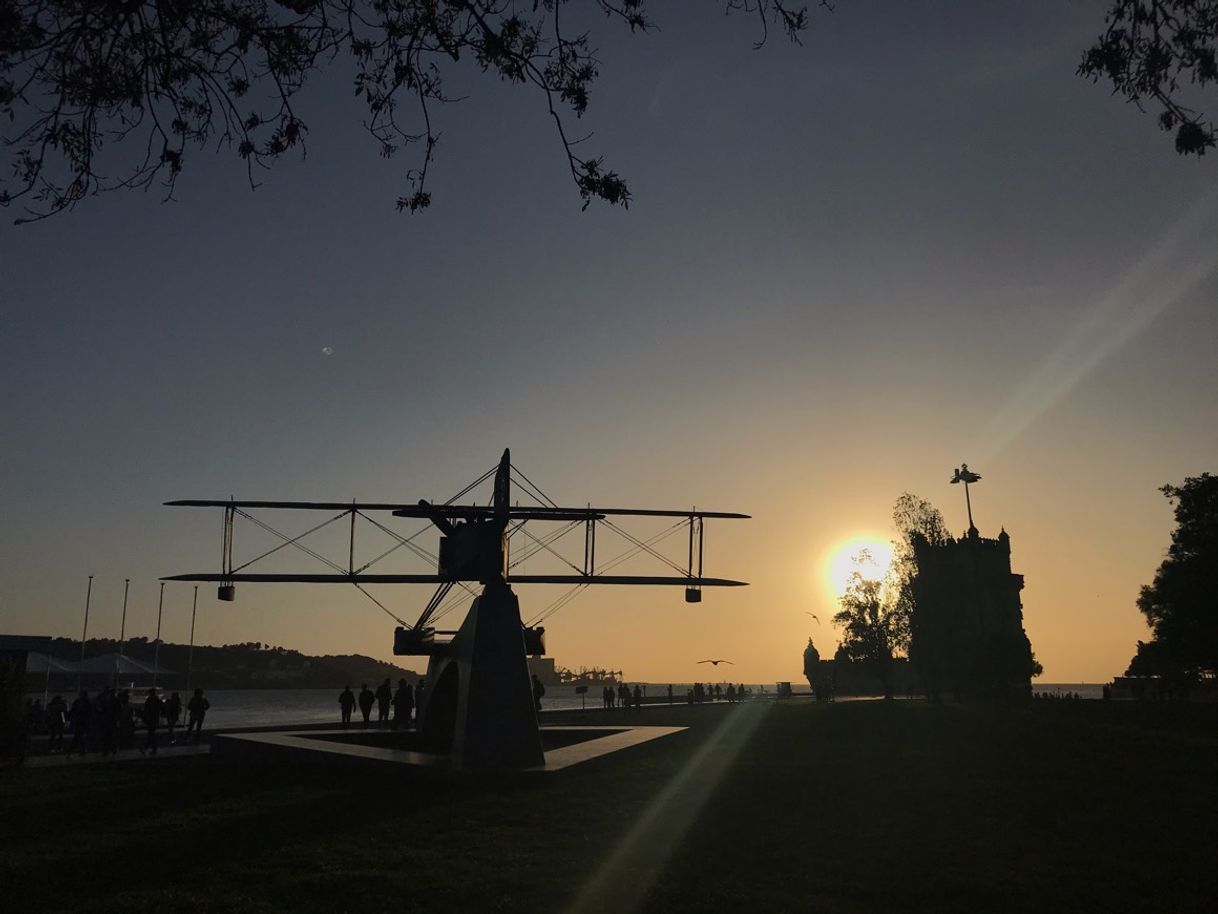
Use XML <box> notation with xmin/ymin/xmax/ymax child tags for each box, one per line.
<box><xmin>165</xmin><ymin>499</ymin><xmax>748</xmax><ymax>520</ymax></box>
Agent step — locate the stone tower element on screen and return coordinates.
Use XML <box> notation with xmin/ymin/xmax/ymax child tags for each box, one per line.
<box><xmin>909</xmin><ymin>526</ymin><xmax>1034</xmax><ymax>700</ymax></box>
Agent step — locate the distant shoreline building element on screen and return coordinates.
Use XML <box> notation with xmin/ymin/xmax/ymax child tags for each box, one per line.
<box><xmin>910</xmin><ymin>526</ymin><xmax>1036</xmax><ymax>700</ymax></box>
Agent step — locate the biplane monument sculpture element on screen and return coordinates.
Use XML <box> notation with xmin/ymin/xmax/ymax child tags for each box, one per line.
<box><xmin>164</xmin><ymin>449</ymin><xmax>747</xmax><ymax>770</ymax></box>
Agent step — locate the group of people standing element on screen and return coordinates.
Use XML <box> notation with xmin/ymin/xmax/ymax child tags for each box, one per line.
<box><xmin>689</xmin><ymin>682</ymin><xmax>749</xmax><ymax>703</ymax></box>
<box><xmin>339</xmin><ymin>678</ymin><xmax>420</xmax><ymax>728</ymax></box>
<box><xmin>26</xmin><ymin>687</ymin><xmax>211</xmax><ymax>756</ymax></box>
<box><xmin>602</xmin><ymin>683</ymin><xmax>645</xmax><ymax>710</ymax></box>
<box><xmin>595</xmin><ymin>681</ymin><xmax>752</xmax><ymax>710</ymax></box>
<box><xmin>133</xmin><ymin>687</ymin><xmax>210</xmax><ymax>754</ymax></box>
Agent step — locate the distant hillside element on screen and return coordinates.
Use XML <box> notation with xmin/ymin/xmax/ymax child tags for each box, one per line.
<box><xmin>41</xmin><ymin>638</ymin><xmax>420</xmax><ymax>690</ymax></box>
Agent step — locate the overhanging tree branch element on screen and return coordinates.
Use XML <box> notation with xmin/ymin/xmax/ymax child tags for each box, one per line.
<box><xmin>1079</xmin><ymin>0</ymin><xmax>1217</xmax><ymax>155</ymax></box>
<box><xmin>0</xmin><ymin>1</ymin><xmax>815</xmax><ymax>223</ymax></box>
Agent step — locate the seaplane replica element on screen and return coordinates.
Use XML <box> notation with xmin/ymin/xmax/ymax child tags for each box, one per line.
<box><xmin>164</xmin><ymin>449</ymin><xmax>747</xmax><ymax>770</ymax></box>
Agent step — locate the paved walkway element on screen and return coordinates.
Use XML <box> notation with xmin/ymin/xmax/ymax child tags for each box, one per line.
<box><xmin>24</xmin><ymin>743</ymin><xmax>210</xmax><ymax>768</ymax></box>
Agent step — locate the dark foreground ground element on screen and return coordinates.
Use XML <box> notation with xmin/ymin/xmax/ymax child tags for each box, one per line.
<box><xmin>2</xmin><ymin>700</ymin><xmax>1215</xmax><ymax>913</ymax></box>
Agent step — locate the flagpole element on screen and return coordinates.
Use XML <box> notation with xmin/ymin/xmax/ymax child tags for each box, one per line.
<box><xmin>78</xmin><ymin>575</ymin><xmax>93</xmax><ymax>692</ymax></box>
<box><xmin>186</xmin><ymin>586</ymin><xmax>198</xmax><ymax>694</ymax></box>
<box><xmin>951</xmin><ymin>465</ymin><xmax>982</xmax><ymax>535</ymax></box>
<box><xmin>116</xmin><ymin>578</ymin><xmax>130</xmax><ymax>686</ymax></box>
<box><xmin>153</xmin><ymin>582</ymin><xmax>165</xmax><ymax>689</ymax></box>
<box><xmin>118</xmin><ymin>578</ymin><xmax>130</xmax><ymax>654</ymax></box>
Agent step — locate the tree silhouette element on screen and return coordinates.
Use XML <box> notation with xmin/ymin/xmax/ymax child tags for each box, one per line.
<box><xmin>831</xmin><ymin>551</ymin><xmax>908</xmax><ymax>700</ymax></box>
<box><xmin>890</xmin><ymin>493</ymin><xmax>947</xmax><ymax>698</ymax></box>
<box><xmin>1080</xmin><ymin>1</ymin><xmax>1218</xmax><ymax>156</ymax></box>
<box><xmin>0</xmin><ymin>1</ymin><xmax>817</xmax><ymax>223</ymax></box>
<box><xmin>1127</xmin><ymin>473</ymin><xmax>1218</xmax><ymax>684</ymax></box>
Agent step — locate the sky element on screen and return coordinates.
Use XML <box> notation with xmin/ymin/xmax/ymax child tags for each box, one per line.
<box><xmin>2</xmin><ymin>1</ymin><xmax>1215</xmax><ymax>685</ymax></box>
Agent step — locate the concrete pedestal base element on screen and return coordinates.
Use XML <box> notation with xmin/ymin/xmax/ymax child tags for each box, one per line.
<box><xmin>418</xmin><ymin>581</ymin><xmax>544</xmax><ymax>771</ymax></box>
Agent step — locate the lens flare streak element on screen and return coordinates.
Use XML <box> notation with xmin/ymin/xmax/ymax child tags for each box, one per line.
<box><xmin>565</xmin><ymin>702</ymin><xmax>771</xmax><ymax>914</ymax></box>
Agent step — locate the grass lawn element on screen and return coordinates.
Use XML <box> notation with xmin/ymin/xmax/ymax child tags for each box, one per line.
<box><xmin>2</xmin><ymin>700</ymin><xmax>1214</xmax><ymax>913</ymax></box>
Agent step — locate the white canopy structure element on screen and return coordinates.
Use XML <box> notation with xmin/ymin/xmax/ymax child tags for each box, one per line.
<box><xmin>25</xmin><ymin>652</ymin><xmax>175</xmax><ymax>676</ymax></box>
<box><xmin>23</xmin><ymin>652</ymin><xmax>80</xmax><ymax>674</ymax></box>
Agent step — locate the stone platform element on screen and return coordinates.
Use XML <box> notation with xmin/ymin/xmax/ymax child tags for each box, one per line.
<box><xmin>212</xmin><ymin>724</ymin><xmax>685</xmax><ymax>772</ymax></box>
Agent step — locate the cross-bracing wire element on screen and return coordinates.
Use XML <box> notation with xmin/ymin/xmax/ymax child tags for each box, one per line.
<box><xmin>600</xmin><ymin>518</ymin><xmax>689</xmax><ymax>576</ymax></box>
<box><xmin>522</xmin><ymin>519</ymin><xmax>687</xmax><ymax>627</ymax></box>
<box><xmin>223</xmin><ymin>464</ymin><xmax>502</xmax><ymax>630</ymax></box>
<box><xmin>510</xmin><ymin>520</ymin><xmax>584</xmax><ymax>573</ymax></box>
<box><xmin>413</xmin><ymin>581</ymin><xmax>456</xmax><ymax>632</ymax></box>
<box><xmin>356</xmin><ymin>512</ymin><xmax>442</xmax><ymax>570</ymax></box>
<box><xmin>228</xmin><ymin>507</ymin><xmax>409</xmax><ymax>626</ymax></box>
<box><xmin>356</xmin><ymin>507</ymin><xmax>479</xmax><ymax>601</ymax></box>
<box><xmin>444</xmin><ymin>463</ymin><xmax>499</xmax><ymax>505</ymax></box>
<box><xmin>426</xmin><ymin>600</ymin><xmax>463</xmax><ymax>627</ymax></box>
<box><xmin>510</xmin><ymin>463</ymin><xmax>559</xmax><ymax>508</ymax></box>
<box><xmin>352</xmin><ymin>583</ymin><xmax>408</xmax><ymax>626</ymax></box>
<box><xmin>526</xmin><ymin>583</ymin><xmax>589</xmax><ymax>627</ymax></box>
<box><xmin>596</xmin><ymin>519</ymin><xmax>687</xmax><ymax>576</ymax></box>
<box><xmin>232</xmin><ymin>509</ymin><xmax>349</xmax><ymax>574</ymax></box>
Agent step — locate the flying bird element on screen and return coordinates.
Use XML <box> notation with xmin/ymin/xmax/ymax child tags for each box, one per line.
<box><xmin>805</xmin><ymin>612</ymin><xmax>820</xmax><ymax>623</ymax></box>
<box><xmin>698</xmin><ymin>659</ymin><xmax>734</xmax><ymax>666</ymax></box>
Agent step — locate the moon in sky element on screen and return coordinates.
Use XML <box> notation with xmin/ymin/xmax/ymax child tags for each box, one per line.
<box><xmin>821</xmin><ymin>536</ymin><xmax>896</xmax><ymax>603</ymax></box>
<box><xmin>321</xmin><ymin>346</ymin><xmax>334</xmax><ymax>356</ymax></box>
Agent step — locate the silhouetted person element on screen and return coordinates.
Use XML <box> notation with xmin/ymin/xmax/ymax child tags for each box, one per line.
<box><xmin>67</xmin><ymin>690</ymin><xmax>92</xmax><ymax>756</ymax></box>
<box><xmin>392</xmin><ymin>679</ymin><xmax>414</xmax><ymax>729</ymax></box>
<box><xmin>667</xmin><ymin>684</ymin><xmax>673</xmax><ymax>704</ymax></box>
<box><xmin>339</xmin><ymin>686</ymin><xmax>356</xmax><ymax>728</ymax></box>
<box><xmin>95</xmin><ymin>688</ymin><xmax>119</xmax><ymax>756</ymax></box>
<box><xmin>117</xmin><ymin>690</ymin><xmax>136</xmax><ymax>750</ymax></box>
<box><xmin>46</xmin><ymin>695</ymin><xmax>67</xmax><ymax>753</ymax></box>
<box><xmin>26</xmin><ymin>698</ymin><xmax>43</xmax><ymax>735</ymax></box>
<box><xmin>140</xmin><ymin>689</ymin><xmax>164</xmax><ymax>755</ymax></box>
<box><xmin>375</xmin><ymin>678</ymin><xmax>393</xmax><ymax>724</ymax></box>
<box><xmin>164</xmin><ymin>692</ymin><xmax>182</xmax><ymax>744</ymax></box>
<box><xmin>632</xmin><ymin>683</ymin><xmax>642</xmax><ymax>711</ymax></box>
<box><xmin>358</xmin><ymin>684</ymin><xmax>375</xmax><ymax>727</ymax></box>
<box><xmin>532</xmin><ymin>674</ymin><xmax>546</xmax><ymax>712</ymax></box>
<box><xmin>185</xmin><ymin>688</ymin><xmax>209</xmax><ymax>743</ymax></box>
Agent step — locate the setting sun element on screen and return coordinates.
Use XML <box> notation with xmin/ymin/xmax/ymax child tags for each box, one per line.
<box><xmin>821</xmin><ymin>536</ymin><xmax>896</xmax><ymax>604</ymax></box>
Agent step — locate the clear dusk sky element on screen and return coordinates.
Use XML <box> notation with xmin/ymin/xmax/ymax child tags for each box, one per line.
<box><xmin>2</xmin><ymin>2</ymin><xmax>1216</xmax><ymax>684</ymax></box>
